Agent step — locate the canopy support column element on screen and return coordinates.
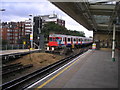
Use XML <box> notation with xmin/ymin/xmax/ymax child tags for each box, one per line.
<box><xmin>112</xmin><ymin>24</ymin><xmax>116</xmax><ymax>62</ymax></box>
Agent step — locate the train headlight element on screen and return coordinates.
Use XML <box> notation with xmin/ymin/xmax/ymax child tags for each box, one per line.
<box><xmin>52</xmin><ymin>47</ymin><xmax>54</xmax><ymax>51</ymax></box>
<box><xmin>47</xmin><ymin>47</ymin><xmax>49</xmax><ymax>50</ymax></box>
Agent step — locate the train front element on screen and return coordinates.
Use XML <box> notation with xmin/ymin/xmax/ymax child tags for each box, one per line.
<box><xmin>46</xmin><ymin>34</ymin><xmax>62</xmax><ymax>51</ymax></box>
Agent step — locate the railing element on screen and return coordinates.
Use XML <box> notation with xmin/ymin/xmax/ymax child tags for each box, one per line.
<box><xmin>0</xmin><ymin>44</ymin><xmax>29</xmax><ymax>50</ymax></box>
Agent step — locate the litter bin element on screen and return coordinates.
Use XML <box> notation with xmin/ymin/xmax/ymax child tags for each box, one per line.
<box><xmin>92</xmin><ymin>43</ymin><xmax>96</xmax><ymax>50</ymax></box>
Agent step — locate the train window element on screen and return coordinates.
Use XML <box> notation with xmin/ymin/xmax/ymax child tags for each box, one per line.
<box><xmin>56</xmin><ymin>37</ymin><xmax>59</xmax><ymax>41</ymax></box>
<box><xmin>49</xmin><ymin>38</ymin><xmax>53</xmax><ymax>41</ymax></box>
<box><xmin>81</xmin><ymin>39</ymin><xmax>83</xmax><ymax>41</ymax></box>
<box><xmin>71</xmin><ymin>38</ymin><xmax>73</xmax><ymax>41</ymax></box>
<box><xmin>68</xmin><ymin>38</ymin><xmax>70</xmax><ymax>42</ymax></box>
<box><xmin>74</xmin><ymin>38</ymin><xmax>76</xmax><ymax>41</ymax></box>
<box><xmin>79</xmin><ymin>39</ymin><xmax>81</xmax><ymax>41</ymax></box>
<box><xmin>56</xmin><ymin>37</ymin><xmax>59</xmax><ymax>39</ymax></box>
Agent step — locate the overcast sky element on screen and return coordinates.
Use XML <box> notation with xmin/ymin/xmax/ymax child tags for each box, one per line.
<box><xmin>1</xmin><ymin>0</ymin><xmax>93</xmax><ymax>37</ymax></box>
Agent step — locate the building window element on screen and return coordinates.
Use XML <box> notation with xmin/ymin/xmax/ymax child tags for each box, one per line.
<box><xmin>7</xmin><ymin>33</ymin><xmax>10</xmax><ymax>35</ymax></box>
<box><xmin>10</xmin><ymin>33</ymin><xmax>13</xmax><ymax>35</ymax></box>
<box><xmin>14</xmin><ymin>30</ymin><xmax>18</xmax><ymax>32</ymax></box>
<box><xmin>15</xmin><ymin>33</ymin><xmax>18</xmax><ymax>36</ymax></box>
<box><xmin>8</xmin><ymin>37</ymin><xmax>12</xmax><ymax>39</ymax></box>
<box><xmin>14</xmin><ymin>41</ymin><xmax>17</xmax><ymax>44</ymax></box>
<box><xmin>15</xmin><ymin>37</ymin><xmax>18</xmax><ymax>39</ymax></box>
<box><xmin>7</xmin><ymin>30</ymin><xmax>10</xmax><ymax>32</ymax></box>
<box><xmin>9</xmin><ymin>29</ymin><xmax>13</xmax><ymax>32</ymax></box>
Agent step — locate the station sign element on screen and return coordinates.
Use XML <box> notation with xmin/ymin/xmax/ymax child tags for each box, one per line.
<box><xmin>30</xmin><ymin>34</ymin><xmax>33</xmax><ymax>41</ymax></box>
<box><xmin>23</xmin><ymin>41</ymin><xmax>26</xmax><ymax>45</ymax></box>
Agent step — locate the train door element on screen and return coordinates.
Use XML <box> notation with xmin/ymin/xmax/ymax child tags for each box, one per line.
<box><xmin>80</xmin><ymin>38</ymin><xmax>82</xmax><ymax>45</ymax></box>
<box><xmin>76</xmin><ymin>38</ymin><xmax>78</xmax><ymax>45</ymax></box>
<box><xmin>59</xmin><ymin>37</ymin><xmax>62</xmax><ymax>46</ymax></box>
<box><xmin>65</xmin><ymin>37</ymin><xmax>67</xmax><ymax>45</ymax></box>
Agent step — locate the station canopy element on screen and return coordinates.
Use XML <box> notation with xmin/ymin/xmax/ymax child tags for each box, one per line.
<box><xmin>49</xmin><ymin>0</ymin><xmax>120</xmax><ymax>32</ymax></box>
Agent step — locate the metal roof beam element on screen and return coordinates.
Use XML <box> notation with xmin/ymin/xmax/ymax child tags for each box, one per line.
<box><xmin>89</xmin><ymin>5</ymin><xmax>115</xmax><ymax>10</ymax></box>
<box><xmin>51</xmin><ymin>2</ymin><xmax>93</xmax><ymax>30</ymax></box>
<box><xmin>90</xmin><ymin>10</ymin><xmax>113</xmax><ymax>15</ymax></box>
<box><xmin>49</xmin><ymin>1</ymin><xmax>119</xmax><ymax>32</ymax></box>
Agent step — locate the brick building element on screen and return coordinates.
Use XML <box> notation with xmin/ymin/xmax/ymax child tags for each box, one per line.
<box><xmin>41</xmin><ymin>14</ymin><xmax>65</xmax><ymax>27</ymax></box>
<box><xmin>2</xmin><ymin>14</ymin><xmax>65</xmax><ymax>45</ymax></box>
<box><xmin>2</xmin><ymin>20</ymin><xmax>31</xmax><ymax>45</ymax></box>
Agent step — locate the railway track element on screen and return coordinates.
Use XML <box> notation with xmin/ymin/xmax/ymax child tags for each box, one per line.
<box><xmin>2</xmin><ymin>63</ymin><xmax>22</xmax><ymax>71</ymax></box>
<box><xmin>1</xmin><ymin>47</ymin><xmax>89</xmax><ymax>90</ymax></box>
<box><xmin>2</xmin><ymin>64</ymin><xmax>33</xmax><ymax>76</ymax></box>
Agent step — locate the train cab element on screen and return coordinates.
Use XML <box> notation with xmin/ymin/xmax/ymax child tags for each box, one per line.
<box><xmin>48</xmin><ymin>37</ymin><xmax>62</xmax><ymax>47</ymax></box>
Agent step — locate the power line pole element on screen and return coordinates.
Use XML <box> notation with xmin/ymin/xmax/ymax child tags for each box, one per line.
<box><xmin>29</xmin><ymin>15</ymin><xmax>34</xmax><ymax>49</ymax></box>
<box><xmin>38</xmin><ymin>16</ymin><xmax>42</xmax><ymax>51</ymax></box>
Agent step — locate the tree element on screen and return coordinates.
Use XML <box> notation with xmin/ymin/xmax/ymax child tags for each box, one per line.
<box><xmin>41</xmin><ymin>22</ymin><xmax>85</xmax><ymax>40</ymax></box>
<box><xmin>2</xmin><ymin>39</ymin><xmax>8</xmax><ymax>45</ymax></box>
<box><xmin>18</xmin><ymin>34</ymin><xmax>30</xmax><ymax>45</ymax></box>
<box><xmin>89</xmin><ymin>36</ymin><xmax>93</xmax><ymax>38</ymax></box>
<box><xmin>41</xmin><ymin>22</ymin><xmax>68</xmax><ymax>39</ymax></box>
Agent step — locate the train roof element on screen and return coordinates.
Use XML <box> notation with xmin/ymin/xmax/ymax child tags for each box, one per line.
<box><xmin>49</xmin><ymin>34</ymin><xmax>92</xmax><ymax>40</ymax></box>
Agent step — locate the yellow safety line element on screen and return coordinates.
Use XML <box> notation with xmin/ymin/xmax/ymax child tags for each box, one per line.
<box><xmin>36</xmin><ymin>58</ymin><xmax>80</xmax><ymax>89</ymax></box>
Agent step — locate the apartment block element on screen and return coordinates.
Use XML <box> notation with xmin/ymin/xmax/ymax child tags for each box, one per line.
<box><xmin>2</xmin><ymin>21</ymin><xmax>32</xmax><ymax>45</ymax></box>
<box><xmin>2</xmin><ymin>14</ymin><xmax>65</xmax><ymax>45</ymax></box>
<box><xmin>41</xmin><ymin>14</ymin><xmax>65</xmax><ymax>27</ymax></box>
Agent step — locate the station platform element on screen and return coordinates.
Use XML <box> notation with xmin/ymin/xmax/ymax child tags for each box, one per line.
<box><xmin>29</xmin><ymin>49</ymin><xmax>118</xmax><ymax>88</ymax></box>
<box><xmin>0</xmin><ymin>49</ymin><xmax>40</xmax><ymax>56</ymax></box>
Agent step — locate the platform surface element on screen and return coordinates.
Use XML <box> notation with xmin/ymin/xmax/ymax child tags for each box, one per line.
<box><xmin>28</xmin><ymin>49</ymin><xmax>118</xmax><ymax>88</ymax></box>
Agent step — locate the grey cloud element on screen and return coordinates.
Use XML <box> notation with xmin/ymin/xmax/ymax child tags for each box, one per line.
<box><xmin>2</xmin><ymin>0</ymin><xmax>49</xmax><ymax>3</ymax></box>
<box><xmin>2</xmin><ymin>2</ymin><xmax>41</xmax><ymax>17</ymax></box>
<box><xmin>2</xmin><ymin>1</ymin><xmax>67</xmax><ymax>22</ymax></box>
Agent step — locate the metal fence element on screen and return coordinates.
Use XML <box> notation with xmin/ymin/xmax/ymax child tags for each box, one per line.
<box><xmin>0</xmin><ymin>44</ymin><xmax>29</xmax><ymax>50</ymax></box>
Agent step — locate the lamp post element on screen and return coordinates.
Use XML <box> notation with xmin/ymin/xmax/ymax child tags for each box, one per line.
<box><xmin>38</xmin><ymin>16</ymin><xmax>41</xmax><ymax>50</ymax></box>
<box><xmin>0</xmin><ymin>9</ymin><xmax>6</xmax><ymax>29</ymax></box>
<box><xmin>29</xmin><ymin>15</ymin><xmax>34</xmax><ymax>49</ymax></box>
<box><xmin>0</xmin><ymin>9</ymin><xmax>5</xmax><ymax>45</ymax></box>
